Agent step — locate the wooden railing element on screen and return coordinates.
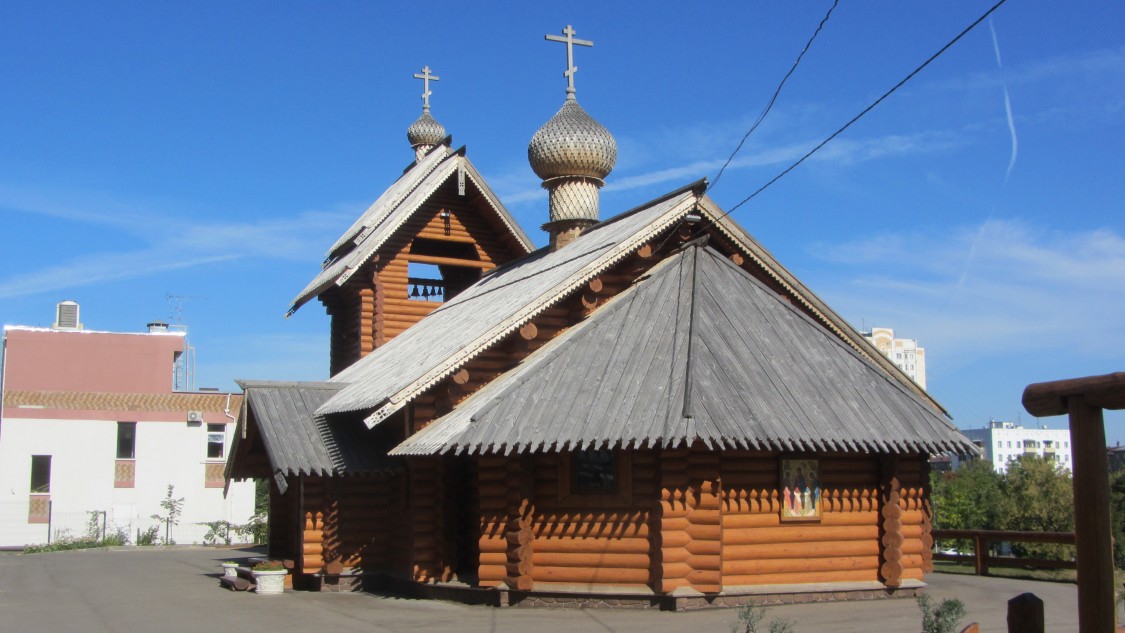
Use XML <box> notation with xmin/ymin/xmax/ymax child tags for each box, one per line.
<box><xmin>931</xmin><ymin>529</ymin><xmax>1076</xmax><ymax>576</ymax></box>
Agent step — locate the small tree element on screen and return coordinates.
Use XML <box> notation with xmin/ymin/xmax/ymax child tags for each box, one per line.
<box><xmin>999</xmin><ymin>455</ymin><xmax>1074</xmax><ymax>560</ymax></box>
<box><xmin>151</xmin><ymin>485</ymin><xmax>185</xmax><ymax>545</ymax></box>
<box><xmin>917</xmin><ymin>595</ymin><xmax>966</xmax><ymax>633</ymax></box>
<box><xmin>930</xmin><ymin>459</ymin><xmax>1003</xmax><ymax>553</ymax></box>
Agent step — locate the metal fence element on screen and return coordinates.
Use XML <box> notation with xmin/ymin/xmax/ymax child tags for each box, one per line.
<box><xmin>0</xmin><ymin>501</ymin><xmax>262</xmax><ymax>549</ymax></box>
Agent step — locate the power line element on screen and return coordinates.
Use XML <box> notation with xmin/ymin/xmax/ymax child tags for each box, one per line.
<box><xmin>704</xmin><ymin>0</ymin><xmax>1010</xmax><ymax>227</ymax></box>
<box><xmin>709</xmin><ymin>0</ymin><xmax>840</xmax><ymax>193</ymax></box>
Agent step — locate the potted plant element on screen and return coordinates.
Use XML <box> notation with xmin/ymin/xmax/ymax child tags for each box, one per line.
<box><xmin>251</xmin><ymin>560</ymin><xmax>287</xmax><ymax>594</ymax></box>
<box><xmin>220</xmin><ymin>561</ymin><xmax>239</xmax><ymax>578</ymax></box>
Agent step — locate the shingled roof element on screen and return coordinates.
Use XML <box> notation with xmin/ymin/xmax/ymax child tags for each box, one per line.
<box><xmin>319</xmin><ymin>183</ymin><xmax>705</xmax><ymax>424</ymax></box>
<box><xmin>392</xmin><ymin>244</ymin><xmax>974</xmax><ymax>457</ymax></box>
<box><xmin>319</xmin><ymin>180</ymin><xmax>944</xmax><ymax>426</ymax></box>
<box><xmin>229</xmin><ymin>381</ymin><xmax>393</xmax><ymax>493</ymax></box>
<box><xmin>288</xmin><ymin>143</ymin><xmax>535</xmax><ymax>316</ymax></box>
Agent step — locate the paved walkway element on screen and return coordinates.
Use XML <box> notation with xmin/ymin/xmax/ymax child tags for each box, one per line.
<box><xmin>0</xmin><ymin>546</ymin><xmax>1084</xmax><ymax>632</ymax></box>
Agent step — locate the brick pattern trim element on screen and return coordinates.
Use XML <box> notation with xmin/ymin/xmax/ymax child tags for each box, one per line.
<box><xmin>5</xmin><ymin>391</ymin><xmax>241</xmax><ymax>413</ymax></box>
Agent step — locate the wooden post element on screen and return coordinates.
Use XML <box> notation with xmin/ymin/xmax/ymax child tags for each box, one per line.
<box><xmin>1007</xmin><ymin>592</ymin><xmax>1044</xmax><ymax>633</ymax></box>
<box><xmin>1069</xmin><ymin>398</ymin><xmax>1114</xmax><ymax>633</ymax></box>
<box><xmin>1023</xmin><ymin>372</ymin><xmax>1124</xmax><ymax>633</ymax></box>
<box><xmin>973</xmin><ymin>534</ymin><xmax>989</xmax><ymax>576</ymax></box>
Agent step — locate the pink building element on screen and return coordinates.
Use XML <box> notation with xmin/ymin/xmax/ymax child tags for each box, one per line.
<box><xmin>0</xmin><ymin>301</ymin><xmax>256</xmax><ymax>547</ymax></box>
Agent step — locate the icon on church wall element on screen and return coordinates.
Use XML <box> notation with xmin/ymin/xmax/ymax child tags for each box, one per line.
<box><xmin>780</xmin><ymin>458</ymin><xmax>821</xmax><ymax>522</ymax></box>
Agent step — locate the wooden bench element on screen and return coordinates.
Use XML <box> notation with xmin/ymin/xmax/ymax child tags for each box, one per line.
<box><xmin>219</xmin><ymin>575</ymin><xmax>252</xmax><ymax>591</ymax></box>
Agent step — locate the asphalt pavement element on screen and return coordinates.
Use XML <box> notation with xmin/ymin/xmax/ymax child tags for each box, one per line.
<box><xmin>0</xmin><ymin>546</ymin><xmax>1084</xmax><ymax>632</ymax></box>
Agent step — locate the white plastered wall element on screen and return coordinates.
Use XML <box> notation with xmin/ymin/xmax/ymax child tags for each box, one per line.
<box><xmin>0</xmin><ymin>416</ymin><xmax>255</xmax><ymax>547</ymax></box>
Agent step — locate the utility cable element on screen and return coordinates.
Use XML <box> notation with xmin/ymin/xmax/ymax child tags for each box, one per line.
<box><xmin>702</xmin><ymin>0</ymin><xmax>1010</xmax><ymax>228</ymax></box>
<box><xmin>709</xmin><ymin>0</ymin><xmax>840</xmax><ymax>193</ymax></box>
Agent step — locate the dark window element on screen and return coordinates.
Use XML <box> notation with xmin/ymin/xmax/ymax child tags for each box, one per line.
<box><xmin>572</xmin><ymin>449</ymin><xmax>617</xmax><ymax>493</ymax></box>
<box><xmin>30</xmin><ymin>455</ymin><xmax>51</xmax><ymax>493</ymax></box>
<box><xmin>206</xmin><ymin>424</ymin><xmax>225</xmax><ymax>460</ymax></box>
<box><xmin>116</xmin><ymin>422</ymin><xmax>136</xmax><ymax>459</ymax></box>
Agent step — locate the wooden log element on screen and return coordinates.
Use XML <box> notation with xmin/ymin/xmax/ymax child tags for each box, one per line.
<box><xmin>532</xmin><ymin>552</ymin><xmax>651</xmax><ymax>569</ymax></box>
<box><xmin>532</xmin><ymin>566</ymin><xmax>651</xmax><ymax>585</ymax></box>
<box><xmin>478</xmin><ymin>564</ymin><xmax>507</xmax><ymax>580</ymax></box>
<box><xmin>661</xmin><ymin>578</ymin><xmax>691</xmax><ymax>593</ymax></box>
<box><xmin>660</xmin><ymin>547</ymin><xmax>691</xmax><ymax>564</ymax></box>
<box><xmin>721</xmin><ymin>513</ymin><xmax>781</xmax><ymax>529</ymax></box>
<box><xmin>725</xmin><ymin>540</ymin><xmax>879</xmax><ymax>561</ymax></box>
<box><xmin>659</xmin><ymin>531</ymin><xmax>691</xmax><ymax>549</ymax></box>
<box><xmin>1022</xmin><ymin>371</ymin><xmax>1125</xmax><ymax>415</ymax></box>
<box><xmin>219</xmin><ymin>576</ymin><xmax>252</xmax><ymax>591</ymax></box>
<box><xmin>402</xmin><ymin>253</ymin><xmax>495</xmax><ymax>270</ymax></box>
<box><xmin>688</xmin><ymin>508</ymin><xmax>722</xmax><ymax>525</ymax></box>
<box><xmin>519</xmin><ymin>322</ymin><xmax>538</xmax><ymax>341</ymax></box>
<box><xmin>723</xmin><ymin>556</ymin><xmax>880</xmax><ymax>576</ymax></box>
<box><xmin>479</xmin><ymin>551</ymin><xmax>508</xmax><ymax>566</ymax></box>
<box><xmin>534</xmin><ymin>537</ymin><xmax>651</xmax><ymax>554</ymax></box>
<box><xmin>685</xmin><ymin>524</ymin><xmax>721</xmax><ymax>541</ymax></box>
<box><xmin>479</xmin><ymin>537</ymin><xmax>507</xmax><ymax>553</ymax></box>
<box><xmin>452</xmin><ymin>368</ymin><xmax>470</xmax><ymax>385</ymax></box>
<box><xmin>722</xmin><ymin>569</ymin><xmax>877</xmax><ymax>586</ymax></box>
<box><xmin>686</xmin><ymin>539</ymin><xmax>722</xmax><ymax>556</ymax></box>
<box><xmin>723</xmin><ymin>525</ymin><xmax>877</xmax><ymax>546</ymax></box>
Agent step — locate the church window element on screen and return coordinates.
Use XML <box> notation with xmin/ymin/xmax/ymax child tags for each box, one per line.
<box><xmin>572</xmin><ymin>449</ymin><xmax>617</xmax><ymax>493</ymax></box>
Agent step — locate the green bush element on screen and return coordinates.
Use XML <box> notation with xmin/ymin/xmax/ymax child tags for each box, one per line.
<box><xmin>730</xmin><ymin>603</ymin><xmax>794</xmax><ymax>633</ymax></box>
<box><xmin>136</xmin><ymin>526</ymin><xmax>160</xmax><ymax>546</ymax></box>
<box><xmin>917</xmin><ymin>595</ymin><xmax>966</xmax><ymax>633</ymax></box>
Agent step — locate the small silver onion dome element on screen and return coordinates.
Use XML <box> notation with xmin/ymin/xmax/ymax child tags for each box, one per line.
<box><xmin>407</xmin><ymin>110</ymin><xmax>446</xmax><ymax>150</ymax></box>
<box><xmin>528</xmin><ymin>99</ymin><xmax>617</xmax><ymax>181</ymax></box>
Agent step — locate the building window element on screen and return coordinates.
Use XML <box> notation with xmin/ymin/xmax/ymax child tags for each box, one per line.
<box><xmin>116</xmin><ymin>422</ymin><xmax>136</xmax><ymax>459</ymax></box>
<box><xmin>572</xmin><ymin>449</ymin><xmax>617</xmax><ymax>493</ymax></box>
<box><xmin>206</xmin><ymin>424</ymin><xmax>225</xmax><ymax>460</ymax></box>
<box><xmin>30</xmin><ymin>455</ymin><xmax>51</xmax><ymax>493</ymax></box>
<box><xmin>558</xmin><ymin>450</ymin><xmax>632</xmax><ymax>508</ymax></box>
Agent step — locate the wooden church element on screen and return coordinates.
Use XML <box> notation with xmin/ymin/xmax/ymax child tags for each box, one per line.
<box><xmin>227</xmin><ymin>30</ymin><xmax>974</xmax><ymax>608</ymax></box>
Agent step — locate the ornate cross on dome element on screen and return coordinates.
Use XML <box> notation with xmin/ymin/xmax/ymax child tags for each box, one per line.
<box><xmin>545</xmin><ymin>25</ymin><xmax>593</xmax><ymax>99</ymax></box>
<box><xmin>413</xmin><ymin>66</ymin><xmax>440</xmax><ymax>111</ymax></box>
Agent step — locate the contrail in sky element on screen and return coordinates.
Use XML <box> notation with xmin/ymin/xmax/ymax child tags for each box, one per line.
<box><xmin>990</xmin><ymin>18</ymin><xmax>1018</xmax><ymax>185</ymax></box>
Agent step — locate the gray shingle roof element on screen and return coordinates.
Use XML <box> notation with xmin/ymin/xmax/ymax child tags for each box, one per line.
<box><xmin>391</xmin><ymin>244</ymin><xmax>974</xmax><ymax>456</ymax></box>
<box><xmin>234</xmin><ymin>381</ymin><xmax>393</xmax><ymax>490</ymax></box>
<box><xmin>288</xmin><ymin>145</ymin><xmax>535</xmax><ymax>316</ymax></box>
<box><xmin>319</xmin><ymin>183</ymin><xmax>705</xmax><ymax>424</ymax></box>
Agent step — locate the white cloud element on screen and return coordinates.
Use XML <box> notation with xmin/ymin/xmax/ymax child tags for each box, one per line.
<box><xmin>0</xmin><ymin>184</ymin><xmax>354</xmax><ymax>299</ymax></box>
<box><xmin>926</xmin><ymin>47</ymin><xmax>1125</xmax><ymax>93</ymax></box>
<box><xmin>813</xmin><ymin>219</ymin><xmax>1125</xmax><ymax>360</ymax></box>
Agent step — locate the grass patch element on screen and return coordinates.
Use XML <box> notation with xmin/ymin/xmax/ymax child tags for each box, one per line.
<box><xmin>23</xmin><ymin>534</ymin><xmax>127</xmax><ymax>554</ymax></box>
<box><xmin>934</xmin><ymin>561</ymin><xmax>1125</xmax><ymax>586</ymax></box>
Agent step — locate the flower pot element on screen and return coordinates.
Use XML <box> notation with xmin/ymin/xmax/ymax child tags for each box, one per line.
<box><xmin>221</xmin><ymin>563</ymin><xmax>238</xmax><ymax>578</ymax></box>
<box><xmin>252</xmin><ymin>569</ymin><xmax>287</xmax><ymax>594</ymax></box>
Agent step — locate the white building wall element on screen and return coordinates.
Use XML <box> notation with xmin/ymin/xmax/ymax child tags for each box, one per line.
<box><xmin>0</xmin><ymin>416</ymin><xmax>255</xmax><ymax>547</ymax></box>
<box><xmin>957</xmin><ymin>423</ymin><xmax>1073</xmax><ymax>474</ymax></box>
<box><xmin>863</xmin><ymin>327</ymin><xmax>926</xmax><ymax>390</ymax></box>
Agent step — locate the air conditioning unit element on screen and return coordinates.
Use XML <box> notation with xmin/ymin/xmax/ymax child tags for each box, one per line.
<box><xmin>187</xmin><ymin>411</ymin><xmax>204</xmax><ymax>424</ymax></box>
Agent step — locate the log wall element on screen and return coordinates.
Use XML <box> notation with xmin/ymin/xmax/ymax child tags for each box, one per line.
<box><xmin>298</xmin><ymin>474</ymin><xmax>402</xmax><ymax>576</ymax></box>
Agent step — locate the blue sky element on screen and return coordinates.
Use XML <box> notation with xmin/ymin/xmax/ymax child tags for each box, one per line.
<box><xmin>2</xmin><ymin>2</ymin><xmax>1122</xmax><ymax>442</ymax></box>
